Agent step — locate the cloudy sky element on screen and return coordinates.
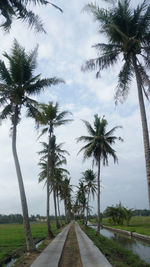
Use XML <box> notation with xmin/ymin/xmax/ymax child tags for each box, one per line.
<box><xmin>0</xmin><ymin>0</ymin><xmax>149</xmax><ymax>216</ymax></box>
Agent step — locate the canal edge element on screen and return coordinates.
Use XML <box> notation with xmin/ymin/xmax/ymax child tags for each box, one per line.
<box><xmin>102</xmin><ymin>225</ymin><xmax>150</xmax><ymax>243</ymax></box>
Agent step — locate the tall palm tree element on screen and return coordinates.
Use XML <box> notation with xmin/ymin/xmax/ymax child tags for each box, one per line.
<box><xmin>82</xmin><ymin>169</ymin><xmax>97</xmax><ymax>225</ymax></box>
<box><xmin>38</xmin><ymin>135</ymin><xmax>69</xmax><ymax>229</ymax></box>
<box><xmin>82</xmin><ymin>0</ymin><xmax>150</xmax><ymax>207</ymax></box>
<box><xmin>36</xmin><ymin>102</ymin><xmax>72</xmax><ymax>236</ymax></box>
<box><xmin>1</xmin><ymin>0</ymin><xmax>63</xmax><ymax>32</ymax></box>
<box><xmin>77</xmin><ymin>114</ymin><xmax>123</xmax><ymax>233</ymax></box>
<box><xmin>0</xmin><ymin>40</ymin><xmax>63</xmax><ymax>251</ymax></box>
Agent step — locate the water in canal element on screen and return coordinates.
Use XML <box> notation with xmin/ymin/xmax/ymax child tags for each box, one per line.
<box><xmin>4</xmin><ymin>240</ymin><xmax>44</xmax><ymax>267</ymax></box>
<box><xmin>91</xmin><ymin>225</ymin><xmax>150</xmax><ymax>264</ymax></box>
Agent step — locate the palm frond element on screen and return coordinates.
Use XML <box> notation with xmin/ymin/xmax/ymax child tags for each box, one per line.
<box><xmin>25</xmin><ymin>97</ymin><xmax>39</xmax><ymax>118</ymax></box>
<box><xmin>56</xmin><ymin>110</ymin><xmax>72</xmax><ymax>121</ymax></box>
<box><xmin>28</xmin><ymin>45</ymin><xmax>38</xmax><ymax>73</ymax></box>
<box><xmin>0</xmin><ymin>60</ymin><xmax>12</xmax><ymax>85</ymax></box>
<box><xmin>135</xmin><ymin>1</ymin><xmax>150</xmax><ymax>39</ymax></box>
<box><xmin>82</xmin><ymin>120</ymin><xmax>96</xmax><ymax>136</ymax></box>
<box><xmin>115</xmin><ymin>58</ymin><xmax>134</xmax><ymax>104</ymax></box>
<box><xmin>81</xmin><ymin>50</ymin><xmax>120</xmax><ymax>77</ymax></box>
<box><xmin>76</xmin><ymin>136</ymin><xmax>94</xmax><ymax>144</ymax></box>
<box><xmin>77</xmin><ymin>142</ymin><xmax>93</xmax><ymax>156</ymax></box>
<box><xmin>137</xmin><ymin>62</ymin><xmax>150</xmax><ymax>99</ymax></box>
<box><xmin>49</xmin><ymin>2</ymin><xmax>63</xmax><ymax>13</ymax></box>
<box><xmin>83</xmin><ymin>3</ymin><xmax>111</xmax><ymax>26</ymax></box>
<box><xmin>38</xmin><ymin>127</ymin><xmax>48</xmax><ymax>139</ymax></box>
<box><xmin>26</xmin><ymin>77</ymin><xmax>64</xmax><ymax>95</ymax></box>
<box><xmin>105</xmin><ymin>126</ymin><xmax>122</xmax><ymax>137</ymax></box>
<box><xmin>0</xmin><ymin>104</ymin><xmax>12</xmax><ymax>120</ymax></box>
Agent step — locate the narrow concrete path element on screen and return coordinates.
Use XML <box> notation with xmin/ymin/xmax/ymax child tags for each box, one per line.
<box><xmin>75</xmin><ymin>222</ymin><xmax>112</xmax><ymax>267</ymax></box>
<box><xmin>31</xmin><ymin>222</ymin><xmax>112</xmax><ymax>267</ymax></box>
<box><xmin>59</xmin><ymin>222</ymin><xmax>82</xmax><ymax>267</ymax></box>
<box><xmin>30</xmin><ymin>224</ymin><xmax>70</xmax><ymax>267</ymax></box>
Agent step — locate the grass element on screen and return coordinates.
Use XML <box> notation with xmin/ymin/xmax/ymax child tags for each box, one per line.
<box><xmin>0</xmin><ymin>222</ymin><xmax>59</xmax><ymax>263</ymax></box>
<box><xmin>81</xmin><ymin>224</ymin><xmax>150</xmax><ymax>267</ymax></box>
<box><xmin>102</xmin><ymin>216</ymin><xmax>150</xmax><ymax>236</ymax></box>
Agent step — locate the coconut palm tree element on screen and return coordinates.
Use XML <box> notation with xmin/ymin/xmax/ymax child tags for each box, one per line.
<box><xmin>72</xmin><ymin>200</ymin><xmax>81</xmax><ymax>220</ymax></box>
<box><xmin>1</xmin><ymin>0</ymin><xmax>62</xmax><ymax>32</ymax></box>
<box><xmin>0</xmin><ymin>40</ymin><xmax>63</xmax><ymax>251</ymax></box>
<box><xmin>77</xmin><ymin>114</ymin><xmax>123</xmax><ymax>233</ymax></box>
<box><xmin>76</xmin><ymin>180</ymin><xmax>87</xmax><ymax>222</ymax></box>
<box><xmin>82</xmin><ymin>0</ymin><xmax>150</xmax><ymax>207</ymax></box>
<box><xmin>36</xmin><ymin>102</ymin><xmax>72</xmax><ymax>235</ymax></box>
<box><xmin>54</xmin><ymin>167</ymin><xmax>70</xmax><ymax>225</ymax></box>
<box><xmin>38</xmin><ymin>135</ymin><xmax>69</xmax><ymax>229</ymax></box>
<box><xmin>82</xmin><ymin>169</ymin><xmax>97</xmax><ymax>225</ymax></box>
<box><xmin>60</xmin><ymin>177</ymin><xmax>73</xmax><ymax>223</ymax></box>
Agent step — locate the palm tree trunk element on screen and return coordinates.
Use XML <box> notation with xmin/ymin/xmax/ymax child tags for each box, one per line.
<box><xmin>97</xmin><ymin>155</ymin><xmax>101</xmax><ymax>234</ymax></box>
<box><xmin>86</xmin><ymin>191</ymin><xmax>90</xmax><ymax>225</ymax></box>
<box><xmin>53</xmin><ymin>188</ymin><xmax>60</xmax><ymax>229</ymax></box>
<box><xmin>64</xmin><ymin>201</ymin><xmax>68</xmax><ymax>223</ymax></box>
<box><xmin>12</xmin><ymin>106</ymin><xmax>35</xmax><ymax>251</ymax></box>
<box><xmin>57</xmin><ymin>191</ymin><xmax>61</xmax><ymax>226</ymax></box>
<box><xmin>132</xmin><ymin>55</ymin><xmax>150</xmax><ymax>207</ymax></box>
<box><xmin>65</xmin><ymin>200</ymin><xmax>69</xmax><ymax>223</ymax></box>
<box><xmin>47</xmin><ymin>131</ymin><xmax>54</xmax><ymax>238</ymax></box>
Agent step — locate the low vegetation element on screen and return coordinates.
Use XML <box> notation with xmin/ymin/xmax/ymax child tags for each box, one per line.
<box><xmin>0</xmin><ymin>222</ymin><xmax>60</xmax><ymax>264</ymax></box>
<box><xmin>103</xmin><ymin>203</ymin><xmax>133</xmax><ymax>226</ymax></box>
<box><xmin>81</xmin><ymin>225</ymin><xmax>150</xmax><ymax>267</ymax></box>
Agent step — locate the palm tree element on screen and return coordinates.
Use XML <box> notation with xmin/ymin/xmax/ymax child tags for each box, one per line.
<box><xmin>72</xmin><ymin>200</ymin><xmax>81</xmax><ymax>220</ymax></box>
<box><xmin>76</xmin><ymin>180</ymin><xmax>87</xmax><ymax>222</ymax></box>
<box><xmin>0</xmin><ymin>40</ymin><xmax>63</xmax><ymax>251</ymax></box>
<box><xmin>0</xmin><ymin>0</ymin><xmax>62</xmax><ymax>32</ymax></box>
<box><xmin>36</xmin><ymin>102</ymin><xmax>72</xmax><ymax>235</ymax></box>
<box><xmin>82</xmin><ymin>169</ymin><xmax>97</xmax><ymax>225</ymax></box>
<box><xmin>54</xmin><ymin>168</ymin><xmax>70</xmax><ymax>225</ymax></box>
<box><xmin>77</xmin><ymin>114</ymin><xmax>123</xmax><ymax>233</ymax></box>
<box><xmin>82</xmin><ymin>0</ymin><xmax>150</xmax><ymax>207</ymax></box>
<box><xmin>60</xmin><ymin>177</ymin><xmax>73</xmax><ymax>223</ymax></box>
<box><xmin>38</xmin><ymin>135</ymin><xmax>69</xmax><ymax>229</ymax></box>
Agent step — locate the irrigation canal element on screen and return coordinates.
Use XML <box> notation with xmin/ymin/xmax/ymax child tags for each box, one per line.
<box><xmin>4</xmin><ymin>239</ymin><xmax>44</xmax><ymax>267</ymax></box>
<box><xmin>91</xmin><ymin>225</ymin><xmax>150</xmax><ymax>264</ymax></box>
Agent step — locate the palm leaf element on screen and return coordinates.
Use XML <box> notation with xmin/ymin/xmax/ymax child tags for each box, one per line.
<box><xmin>105</xmin><ymin>126</ymin><xmax>123</xmax><ymax>137</ymax></box>
<box><xmin>82</xmin><ymin>50</ymin><xmax>120</xmax><ymax>77</ymax></box>
<box><xmin>115</xmin><ymin>58</ymin><xmax>134</xmax><ymax>104</ymax></box>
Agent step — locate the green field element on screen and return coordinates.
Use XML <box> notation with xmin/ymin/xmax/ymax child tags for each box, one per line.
<box><xmin>0</xmin><ymin>222</ymin><xmax>59</xmax><ymax>262</ymax></box>
<box><xmin>102</xmin><ymin>216</ymin><xmax>150</xmax><ymax>236</ymax></box>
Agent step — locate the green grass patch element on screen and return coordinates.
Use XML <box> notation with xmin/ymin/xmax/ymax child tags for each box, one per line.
<box><xmin>0</xmin><ymin>222</ymin><xmax>59</xmax><ymax>262</ymax></box>
<box><xmin>102</xmin><ymin>216</ymin><xmax>150</xmax><ymax>236</ymax></box>
<box><xmin>81</xmin><ymin>225</ymin><xmax>150</xmax><ymax>267</ymax></box>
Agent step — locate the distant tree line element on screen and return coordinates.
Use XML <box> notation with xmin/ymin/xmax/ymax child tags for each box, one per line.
<box><xmin>132</xmin><ymin>209</ymin><xmax>150</xmax><ymax>216</ymax></box>
<box><xmin>0</xmin><ymin>214</ymin><xmax>23</xmax><ymax>224</ymax></box>
<box><xmin>0</xmin><ymin>214</ymin><xmax>68</xmax><ymax>224</ymax></box>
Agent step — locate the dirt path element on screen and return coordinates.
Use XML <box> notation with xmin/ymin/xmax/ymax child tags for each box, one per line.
<box><xmin>59</xmin><ymin>222</ymin><xmax>82</xmax><ymax>267</ymax></box>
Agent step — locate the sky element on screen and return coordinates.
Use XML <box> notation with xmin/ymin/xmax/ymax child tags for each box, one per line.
<box><xmin>0</xmin><ymin>0</ymin><xmax>149</xmax><ymax>216</ymax></box>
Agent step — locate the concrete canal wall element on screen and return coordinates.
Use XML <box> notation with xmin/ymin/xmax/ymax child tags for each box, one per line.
<box><xmin>102</xmin><ymin>225</ymin><xmax>150</xmax><ymax>243</ymax></box>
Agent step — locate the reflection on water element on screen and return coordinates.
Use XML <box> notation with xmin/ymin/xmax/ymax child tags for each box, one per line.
<box><xmin>92</xmin><ymin>226</ymin><xmax>150</xmax><ymax>264</ymax></box>
<box><xmin>36</xmin><ymin>240</ymin><xmax>43</xmax><ymax>248</ymax></box>
<box><xmin>4</xmin><ymin>240</ymin><xmax>43</xmax><ymax>267</ymax></box>
<box><xmin>5</xmin><ymin>258</ymin><xmax>17</xmax><ymax>267</ymax></box>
